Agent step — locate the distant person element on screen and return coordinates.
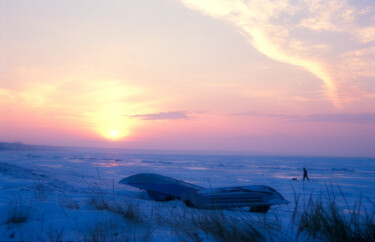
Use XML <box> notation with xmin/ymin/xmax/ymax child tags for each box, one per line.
<box><xmin>303</xmin><ymin>167</ymin><xmax>310</xmax><ymax>181</ymax></box>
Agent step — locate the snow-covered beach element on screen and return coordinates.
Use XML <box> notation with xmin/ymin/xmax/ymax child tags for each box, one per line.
<box><xmin>0</xmin><ymin>150</ymin><xmax>374</xmax><ymax>241</ymax></box>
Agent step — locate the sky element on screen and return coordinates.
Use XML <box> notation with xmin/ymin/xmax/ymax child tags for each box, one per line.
<box><xmin>0</xmin><ymin>0</ymin><xmax>374</xmax><ymax>157</ymax></box>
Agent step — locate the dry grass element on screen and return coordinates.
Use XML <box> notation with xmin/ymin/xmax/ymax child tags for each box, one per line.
<box><xmin>32</xmin><ymin>177</ymin><xmax>53</xmax><ymax>201</ymax></box>
<box><xmin>110</xmin><ymin>202</ymin><xmax>142</xmax><ymax>222</ymax></box>
<box><xmin>46</xmin><ymin>225</ymin><xmax>65</xmax><ymax>242</ymax></box>
<box><xmin>155</xmin><ymin>205</ymin><xmax>201</xmax><ymax>241</ymax></box>
<box><xmin>58</xmin><ymin>193</ymin><xmax>80</xmax><ymax>210</ymax></box>
<box><xmin>158</xmin><ymin>205</ymin><xmax>266</xmax><ymax>242</ymax></box>
<box><xmin>81</xmin><ymin>218</ymin><xmax>153</xmax><ymax>242</ymax></box>
<box><xmin>293</xmin><ymin>185</ymin><xmax>375</xmax><ymax>242</ymax></box>
<box><xmin>84</xmin><ymin>222</ymin><xmax>111</xmax><ymax>242</ymax></box>
<box><xmin>3</xmin><ymin>179</ymin><xmax>374</xmax><ymax>242</ymax></box>
<box><xmin>5</xmin><ymin>197</ymin><xmax>31</xmax><ymax>225</ymax></box>
<box><xmin>87</xmin><ymin>187</ymin><xmax>143</xmax><ymax>223</ymax></box>
<box><xmin>88</xmin><ymin>196</ymin><xmax>111</xmax><ymax>211</ymax></box>
<box><xmin>192</xmin><ymin>210</ymin><xmax>265</xmax><ymax>242</ymax></box>
<box><xmin>155</xmin><ymin>185</ymin><xmax>375</xmax><ymax>242</ymax></box>
<box><xmin>84</xmin><ymin>225</ymin><xmax>121</xmax><ymax>242</ymax></box>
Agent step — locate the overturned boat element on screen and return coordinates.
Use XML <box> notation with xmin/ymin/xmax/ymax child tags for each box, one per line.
<box><xmin>119</xmin><ymin>173</ymin><xmax>289</xmax><ymax>213</ymax></box>
<box><xmin>119</xmin><ymin>173</ymin><xmax>203</xmax><ymax>201</ymax></box>
<box><xmin>181</xmin><ymin>185</ymin><xmax>289</xmax><ymax>213</ymax></box>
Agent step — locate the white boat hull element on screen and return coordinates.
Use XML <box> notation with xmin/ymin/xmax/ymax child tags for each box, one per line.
<box><xmin>119</xmin><ymin>173</ymin><xmax>289</xmax><ymax>213</ymax></box>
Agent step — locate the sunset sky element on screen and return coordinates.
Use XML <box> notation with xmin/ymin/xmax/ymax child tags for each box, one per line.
<box><xmin>1</xmin><ymin>0</ymin><xmax>374</xmax><ymax>156</ymax></box>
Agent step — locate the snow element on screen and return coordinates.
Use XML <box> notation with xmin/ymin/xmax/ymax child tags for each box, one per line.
<box><xmin>0</xmin><ymin>150</ymin><xmax>374</xmax><ymax>241</ymax></box>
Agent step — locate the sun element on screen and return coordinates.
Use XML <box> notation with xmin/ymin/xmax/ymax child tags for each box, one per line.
<box><xmin>88</xmin><ymin>104</ymin><xmax>138</xmax><ymax>141</ymax></box>
<box><xmin>105</xmin><ymin>129</ymin><xmax>125</xmax><ymax>141</ymax></box>
<box><xmin>109</xmin><ymin>129</ymin><xmax>119</xmax><ymax>138</ymax></box>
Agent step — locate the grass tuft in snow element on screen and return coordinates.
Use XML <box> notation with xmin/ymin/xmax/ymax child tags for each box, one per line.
<box><xmin>82</xmin><ymin>219</ymin><xmax>146</xmax><ymax>242</ymax></box>
<box><xmin>58</xmin><ymin>193</ymin><xmax>80</xmax><ymax>210</ymax></box>
<box><xmin>46</xmin><ymin>225</ymin><xmax>65</xmax><ymax>242</ymax></box>
<box><xmin>294</xmin><ymin>185</ymin><xmax>375</xmax><ymax>241</ymax></box>
<box><xmin>33</xmin><ymin>177</ymin><xmax>52</xmax><ymax>201</ymax></box>
<box><xmin>159</xmin><ymin>205</ymin><xmax>266</xmax><ymax>242</ymax></box>
<box><xmin>5</xmin><ymin>197</ymin><xmax>30</xmax><ymax>225</ymax></box>
<box><xmin>87</xmin><ymin>184</ymin><xmax>143</xmax><ymax>224</ymax></box>
<box><xmin>88</xmin><ymin>196</ymin><xmax>110</xmax><ymax>211</ymax></box>
<box><xmin>156</xmin><ymin>205</ymin><xmax>201</xmax><ymax>241</ymax></box>
<box><xmin>110</xmin><ymin>202</ymin><xmax>142</xmax><ymax>222</ymax></box>
<box><xmin>191</xmin><ymin>210</ymin><xmax>265</xmax><ymax>242</ymax></box>
<box><xmin>85</xmin><ymin>222</ymin><xmax>109</xmax><ymax>242</ymax></box>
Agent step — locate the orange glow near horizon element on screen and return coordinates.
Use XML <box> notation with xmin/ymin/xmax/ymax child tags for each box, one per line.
<box><xmin>102</xmin><ymin>129</ymin><xmax>125</xmax><ymax>141</ymax></box>
<box><xmin>92</xmin><ymin>111</ymin><xmax>134</xmax><ymax>141</ymax></box>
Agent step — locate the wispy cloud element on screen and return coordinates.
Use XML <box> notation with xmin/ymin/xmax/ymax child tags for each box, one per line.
<box><xmin>126</xmin><ymin>111</ymin><xmax>189</xmax><ymax>120</ymax></box>
<box><xmin>181</xmin><ymin>0</ymin><xmax>375</xmax><ymax>107</ymax></box>
<box><xmin>232</xmin><ymin>111</ymin><xmax>375</xmax><ymax>124</ymax></box>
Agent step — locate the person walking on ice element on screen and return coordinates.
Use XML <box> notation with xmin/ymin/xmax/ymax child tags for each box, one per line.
<box><xmin>303</xmin><ymin>167</ymin><xmax>310</xmax><ymax>181</ymax></box>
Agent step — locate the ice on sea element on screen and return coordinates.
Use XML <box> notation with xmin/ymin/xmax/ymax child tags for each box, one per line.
<box><xmin>0</xmin><ymin>150</ymin><xmax>374</xmax><ymax>241</ymax></box>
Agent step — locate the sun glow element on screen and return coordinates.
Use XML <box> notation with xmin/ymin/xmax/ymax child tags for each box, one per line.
<box><xmin>97</xmin><ymin>120</ymin><xmax>132</xmax><ymax>141</ymax></box>
<box><xmin>104</xmin><ymin>129</ymin><xmax>126</xmax><ymax>141</ymax></box>
<box><xmin>110</xmin><ymin>129</ymin><xmax>119</xmax><ymax>137</ymax></box>
<box><xmin>97</xmin><ymin>122</ymin><xmax>133</xmax><ymax>141</ymax></box>
<box><xmin>78</xmin><ymin>83</ymin><xmax>143</xmax><ymax>142</ymax></box>
<box><xmin>87</xmin><ymin>105</ymin><xmax>136</xmax><ymax>141</ymax></box>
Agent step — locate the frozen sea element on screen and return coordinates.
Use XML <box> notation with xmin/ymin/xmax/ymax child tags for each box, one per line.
<box><xmin>0</xmin><ymin>150</ymin><xmax>374</xmax><ymax>241</ymax></box>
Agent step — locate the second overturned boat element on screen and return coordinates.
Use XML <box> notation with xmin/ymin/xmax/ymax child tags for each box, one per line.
<box><xmin>182</xmin><ymin>185</ymin><xmax>289</xmax><ymax>213</ymax></box>
<box><xmin>119</xmin><ymin>173</ymin><xmax>289</xmax><ymax>213</ymax></box>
